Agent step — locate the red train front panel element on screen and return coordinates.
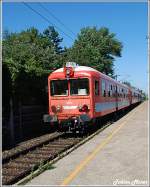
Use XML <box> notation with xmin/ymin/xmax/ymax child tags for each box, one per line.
<box><xmin>47</xmin><ymin>66</ymin><xmax>95</xmax><ymax>130</ymax></box>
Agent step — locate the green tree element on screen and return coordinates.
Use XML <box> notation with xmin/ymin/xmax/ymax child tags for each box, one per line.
<box><xmin>2</xmin><ymin>63</ymin><xmax>12</xmax><ymax>117</ymax></box>
<box><xmin>43</xmin><ymin>26</ymin><xmax>63</xmax><ymax>54</ymax></box>
<box><xmin>65</xmin><ymin>27</ymin><xmax>123</xmax><ymax>76</ymax></box>
<box><xmin>2</xmin><ymin>26</ymin><xmax>63</xmax><ymax>105</ymax></box>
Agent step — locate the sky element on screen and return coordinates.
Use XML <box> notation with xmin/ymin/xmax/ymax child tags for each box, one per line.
<box><xmin>2</xmin><ymin>2</ymin><xmax>148</xmax><ymax>93</ymax></box>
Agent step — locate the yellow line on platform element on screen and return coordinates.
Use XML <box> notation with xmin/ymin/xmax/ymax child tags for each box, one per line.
<box><xmin>61</xmin><ymin>105</ymin><xmax>142</xmax><ymax>186</ymax></box>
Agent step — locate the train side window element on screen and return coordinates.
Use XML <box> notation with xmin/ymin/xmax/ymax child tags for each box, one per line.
<box><xmin>112</xmin><ymin>85</ymin><xmax>114</xmax><ymax>97</ymax></box>
<box><xmin>120</xmin><ymin>88</ymin><xmax>122</xmax><ymax>97</ymax></box>
<box><xmin>118</xmin><ymin>87</ymin><xmax>120</xmax><ymax>97</ymax></box>
<box><xmin>107</xmin><ymin>84</ymin><xmax>110</xmax><ymax>97</ymax></box>
<box><xmin>101</xmin><ymin>79</ymin><xmax>106</xmax><ymax>97</ymax></box>
<box><xmin>125</xmin><ymin>89</ymin><xmax>128</xmax><ymax>98</ymax></box>
<box><xmin>110</xmin><ymin>84</ymin><xmax>113</xmax><ymax>97</ymax></box>
<box><xmin>114</xmin><ymin>86</ymin><xmax>116</xmax><ymax>96</ymax></box>
<box><xmin>113</xmin><ymin>85</ymin><xmax>116</xmax><ymax>97</ymax></box>
<box><xmin>108</xmin><ymin>84</ymin><xmax>111</xmax><ymax>97</ymax></box>
<box><xmin>95</xmin><ymin>80</ymin><xmax>99</xmax><ymax>95</ymax></box>
<box><xmin>104</xmin><ymin>90</ymin><xmax>106</xmax><ymax>97</ymax></box>
<box><xmin>114</xmin><ymin>85</ymin><xmax>117</xmax><ymax>97</ymax></box>
<box><xmin>118</xmin><ymin>88</ymin><xmax>119</xmax><ymax>97</ymax></box>
<box><xmin>122</xmin><ymin>88</ymin><xmax>125</xmax><ymax>98</ymax></box>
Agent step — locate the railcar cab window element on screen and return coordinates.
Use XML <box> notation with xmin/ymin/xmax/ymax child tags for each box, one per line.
<box><xmin>70</xmin><ymin>78</ymin><xmax>89</xmax><ymax>95</ymax></box>
<box><xmin>50</xmin><ymin>80</ymin><xmax>68</xmax><ymax>96</ymax></box>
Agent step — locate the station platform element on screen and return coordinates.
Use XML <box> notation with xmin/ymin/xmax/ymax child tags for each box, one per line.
<box><xmin>26</xmin><ymin>101</ymin><xmax>149</xmax><ymax>186</ymax></box>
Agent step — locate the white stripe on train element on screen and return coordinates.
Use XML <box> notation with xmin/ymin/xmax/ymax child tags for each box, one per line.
<box><xmin>95</xmin><ymin>101</ymin><xmax>130</xmax><ymax>112</ymax></box>
<box><xmin>54</xmin><ymin>66</ymin><xmax>99</xmax><ymax>73</ymax></box>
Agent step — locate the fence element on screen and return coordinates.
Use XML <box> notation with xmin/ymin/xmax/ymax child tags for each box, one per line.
<box><xmin>2</xmin><ymin>103</ymin><xmax>48</xmax><ymax>150</ymax></box>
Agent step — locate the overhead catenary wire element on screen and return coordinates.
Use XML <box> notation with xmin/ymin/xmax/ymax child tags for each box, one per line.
<box><xmin>22</xmin><ymin>2</ymin><xmax>74</xmax><ymax>41</ymax></box>
<box><xmin>38</xmin><ymin>3</ymin><xmax>76</xmax><ymax>37</ymax></box>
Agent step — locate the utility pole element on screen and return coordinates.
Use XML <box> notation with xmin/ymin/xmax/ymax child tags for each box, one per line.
<box><xmin>114</xmin><ymin>74</ymin><xmax>120</xmax><ymax>81</ymax></box>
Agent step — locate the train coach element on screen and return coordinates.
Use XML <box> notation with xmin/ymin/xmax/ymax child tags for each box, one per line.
<box><xmin>43</xmin><ymin>62</ymin><xmax>142</xmax><ymax>132</ymax></box>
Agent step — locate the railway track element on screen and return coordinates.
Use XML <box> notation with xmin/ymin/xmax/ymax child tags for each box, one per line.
<box><xmin>2</xmin><ymin>132</ymin><xmax>63</xmax><ymax>164</ymax></box>
<box><xmin>2</xmin><ymin>108</ymin><xmax>131</xmax><ymax>185</ymax></box>
<box><xmin>2</xmin><ymin>132</ymin><xmax>82</xmax><ymax>185</ymax></box>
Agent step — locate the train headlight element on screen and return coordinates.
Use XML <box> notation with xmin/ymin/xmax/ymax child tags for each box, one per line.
<box><xmin>51</xmin><ymin>105</ymin><xmax>61</xmax><ymax>112</ymax></box>
<box><xmin>64</xmin><ymin>66</ymin><xmax>74</xmax><ymax>78</ymax></box>
<box><xmin>66</xmin><ymin>69</ymin><xmax>70</xmax><ymax>75</ymax></box>
<box><xmin>79</xmin><ymin>104</ymin><xmax>89</xmax><ymax>112</ymax></box>
<box><xmin>51</xmin><ymin>105</ymin><xmax>56</xmax><ymax>113</ymax></box>
<box><xmin>82</xmin><ymin>104</ymin><xmax>89</xmax><ymax>112</ymax></box>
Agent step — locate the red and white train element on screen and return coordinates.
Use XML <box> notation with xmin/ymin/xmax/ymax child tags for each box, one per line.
<box><xmin>43</xmin><ymin>62</ymin><xmax>142</xmax><ymax>132</ymax></box>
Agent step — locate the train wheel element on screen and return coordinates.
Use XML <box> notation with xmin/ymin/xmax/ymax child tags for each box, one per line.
<box><xmin>80</xmin><ymin>122</ymin><xmax>88</xmax><ymax>135</ymax></box>
<box><xmin>95</xmin><ymin>118</ymin><xmax>102</xmax><ymax>129</ymax></box>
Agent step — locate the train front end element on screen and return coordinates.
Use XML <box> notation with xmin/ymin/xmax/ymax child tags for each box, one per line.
<box><xmin>43</xmin><ymin>62</ymin><xmax>92</xmax><ymax>132</ymax></box>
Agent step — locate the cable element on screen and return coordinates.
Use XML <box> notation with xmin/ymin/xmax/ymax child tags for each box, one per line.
<box><xmin>38</xmin><ymin>3</ymin><xmax>76</xmax><ymax>37</ymax></box>
<box><xmin>22</xmin><ymin>2</ymin><xmax>74</xmax><ymax>41</ymax></box>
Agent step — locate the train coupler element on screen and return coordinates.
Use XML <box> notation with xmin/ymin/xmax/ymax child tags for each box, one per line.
<box><xmin>61</xmin><ymin>114</ymin><xmax>90</xmax><ymax>132</ymax></box>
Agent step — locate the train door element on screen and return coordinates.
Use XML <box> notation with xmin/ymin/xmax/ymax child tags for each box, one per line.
<box><xmin>93</xmin><ymin>78</ymin><xmax>100</xmax><ymax>116</ymax></box>
<box><xmin>129</xmin><ymin>89</ymin><xmax>132</xmax><ymax>105</ymax></box>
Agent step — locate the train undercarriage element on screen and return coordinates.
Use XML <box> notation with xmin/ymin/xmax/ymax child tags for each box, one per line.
<box><xmin>44</xmin><ymin>102</ymin><xmax>141</xmax><ymax>134</ymax></box>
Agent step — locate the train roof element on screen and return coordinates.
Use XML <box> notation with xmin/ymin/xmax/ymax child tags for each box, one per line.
<box><xmin>53</xmin><ymin>66</ymin><xmax>99</xmax><ymax>73</ymax></box>
<box><xmin>51</xmin><ymin>65</ymin><xmax>129</xmax><ymax>88</ymax></box>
